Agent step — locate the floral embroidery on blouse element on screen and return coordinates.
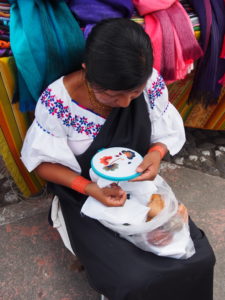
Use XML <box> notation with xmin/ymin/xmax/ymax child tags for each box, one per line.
<box><xmin>147</xmin><ymin>74</ymin><xmax>166</xmax><ymax>109</ymax></box>
<box><xmin>40</xmin><ymin>88</ymin><xmax>102</xmax><ymax>138</ymax></box>
<box><xmin>162</xmin><ymin>101</ymin><xmax>170</xmax><ymax>114</ymax></box>
<box><xmin>36</xmin><ymin>120</ymin><xmax>54</xmax><ymax>136</ymax></box>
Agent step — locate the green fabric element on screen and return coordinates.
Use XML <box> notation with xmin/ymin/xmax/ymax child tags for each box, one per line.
<box><xmin>9</xmin><ymin>0</ymin><xmax>85</xmax><ymax>112</ymax></box>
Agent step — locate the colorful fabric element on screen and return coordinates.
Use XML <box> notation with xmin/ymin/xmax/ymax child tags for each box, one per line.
<box><xmin>219</xmin><ymin>34</ymin><xmax>225</xmax><ymax>85</ymax></box>
<box><xmin>133</xmin><ymin>0</ymin><xmax>176</xmax><ymax>15</ymax></box>
<box><xmin>142</xmin><ymin>1</ymin><xmax>202</xmax><ymax>82</ymax></box>
<box><xmin>67</xmin><ymin>0</ymin><xmax>134</xmax><ymax>25</ymax></box>
<box><xmin>9</xmin><ymin>0</ymin><xmax>85</xmax><ymax>112</ymax></box>
<box><xmin>0</xmin><ymin>0</ymin><xmax>10</xmax><ymax>57</ymax></box>
<box><xmin>0</xmin><ymin>56</ymin><xmax>44</xmax><ymax>197</ymax></box>
<box><xmin>168</xmin><ymin>71</ymin><xmax>225</xmax><ymax>130</ymax></box>
<box><xmin>188</xmin><ymin>0</ymin><xmax>225</xmax><ymax>105</ymax></box>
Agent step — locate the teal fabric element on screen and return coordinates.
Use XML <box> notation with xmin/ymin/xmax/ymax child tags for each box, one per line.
<box><xmin>9</xmin><ymin>0</ymin><xmax>85</xmax><ymax>112</ymax></box>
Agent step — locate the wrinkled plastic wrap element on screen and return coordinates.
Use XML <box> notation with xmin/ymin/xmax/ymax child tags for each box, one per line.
<box><xmin>82</xmin><ymin>173</ymin><xmax>196</xmax><ymax>259</ymax></box>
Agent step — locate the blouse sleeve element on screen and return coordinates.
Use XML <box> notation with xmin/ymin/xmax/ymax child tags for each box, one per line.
<box><xmin>21</xmin><ymin>82</ymin><xmax>81</xmax><ymax>173</ymax></box>
<box><xmin>144</xmin><ymin>69</ymin><xmax>186</xmax><ymax>155</ymax></box>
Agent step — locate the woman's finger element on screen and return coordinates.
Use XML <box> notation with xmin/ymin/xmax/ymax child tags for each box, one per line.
<box><xmin>103</xmin><ymin>186</ymin><xmax>125</xmax><ymax>197</ymax></box>
<box><xmin>130</xmin><ymin>169</ymin><xmax>156</xmax><ymax>182</ymax></box>
<box><xmin>136</xmin><ymin>160</ymin><xmax>152</xmax><ymax>173</ymax></box>
<box><xmin>105</xmin><ymin>193</ymin><xmax>127</xmax><ymax>207</ymax></box>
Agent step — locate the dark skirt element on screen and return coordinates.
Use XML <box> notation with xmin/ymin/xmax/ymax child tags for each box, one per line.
<box><xmin>58</xmin><ymin>193</ymin><xmax>216</xmax><ymax>300</ymax></box>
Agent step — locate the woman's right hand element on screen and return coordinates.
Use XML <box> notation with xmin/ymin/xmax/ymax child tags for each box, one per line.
<box><xmin>85</xmin><ymin>182</ymin><xmax>127</xmax><ymax>207</ymax></box>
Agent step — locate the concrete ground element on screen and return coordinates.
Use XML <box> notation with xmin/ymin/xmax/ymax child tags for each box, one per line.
<box><xmin>0</xmin><ymin>162</ymin><xmax>225</xmax><ymax>300</ymax></box>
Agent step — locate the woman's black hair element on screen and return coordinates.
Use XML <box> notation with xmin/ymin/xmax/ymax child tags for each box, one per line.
<box><xmin>84</xmin><ymin>18</ymin><xmax>153</xmax><ymax>91</ymax></box>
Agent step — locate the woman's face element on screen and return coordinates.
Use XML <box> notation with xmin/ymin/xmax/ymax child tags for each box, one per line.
<box><xmin>92</xmin><ymin>82</ymin><xmax>147</xmax><ymax>108</ymax></box>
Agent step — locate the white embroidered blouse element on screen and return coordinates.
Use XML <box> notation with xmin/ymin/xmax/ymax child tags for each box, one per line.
<box><xmin>21</xmin><ymin>68</ymin><xmax>185</xmax><ymax>173</ymax></box>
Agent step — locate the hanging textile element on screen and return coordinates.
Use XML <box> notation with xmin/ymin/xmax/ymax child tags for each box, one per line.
<box><xmin>219</xmin><ymin>35</ymin><xmax>225</xmax><ymax>85</ymax></box>
<box><xmin>188</xmin><ymin>0</ymin><xmax>225</xmax><ymax>106</ymax></box>
<box><xmin>0</xmin><ymin>56</ymin><xmax>44</xmax><ymax>196</ymax></box>
<box><xmin>133</xmin><ymin>0</ymin><xmax>176</xmax><ymax>14</ymax></box>
<box><xmin>67</xmin><ymin>0</ymin><xmax>134</xmax><ymax>25</ymax></box>
<box><xmin>168</xmin><ymin>71</ymin><xmax>225</xmax><ymax>130</ymax></box>
<box><xmin>0</xmin><ymin>0</ymin><xmax>11</xmax><ymax>57</ymax></box>
<box><xmin>133</xmin><ymin>0</ymin><xmax>203</xmax><ymax>82</ymax></box>
<box><xmin>9</xmin><ymin>0</ymin><xmax>85</xmax><ymax>112</ymax></box>
<box><xmin>67</xmin><ymin>0</ymin><xmax>134</xmax><ymax>38</ymax></box>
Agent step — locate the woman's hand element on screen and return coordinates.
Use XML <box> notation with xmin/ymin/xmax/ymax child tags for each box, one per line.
<box><xmin>85</xmin><ymin>182</ymin><xmax>127</xmax><ymax>207</ymax></box>
<box><xmin>130</xmin><ymin>151</ymin><xmax>161</xmax><ymax>182</ymax></box>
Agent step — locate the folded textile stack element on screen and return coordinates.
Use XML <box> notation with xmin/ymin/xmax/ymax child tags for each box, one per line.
<box><xmin>0</xmin><ymin>0</ymin><xmax>11</xmax><ymax>57</ymax></box>
<box><xmin>180</xmin><ymin>0</ymin><xmax>200</xmax><ymax>39</ymax></box>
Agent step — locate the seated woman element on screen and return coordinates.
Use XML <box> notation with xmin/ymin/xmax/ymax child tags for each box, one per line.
<box><xmin>21</xmin><ymin>18</ymin><xmax>215</xmax><ymax>300</ymax></box>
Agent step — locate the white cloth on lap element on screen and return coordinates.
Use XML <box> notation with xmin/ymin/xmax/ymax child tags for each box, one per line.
<box><xmin>81</xmin><ymin>169</ymin><xmax>158</xmax><ymax>225</ymax></box>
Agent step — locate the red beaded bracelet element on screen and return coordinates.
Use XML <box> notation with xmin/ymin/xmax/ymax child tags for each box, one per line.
<box><xmin>70</xmin><ymin>176</ymin><xmax>91</xmax><ymax>195</ymax></box>
<box><xmin>148</xmin><ymin>145</ymin><xmax>167</xmax><ymax>159</ymax></box>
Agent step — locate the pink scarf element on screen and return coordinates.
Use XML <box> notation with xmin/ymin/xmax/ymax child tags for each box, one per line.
<box><xmin>144</xmin><ymin>14</ymin><xmax>162</xmax><ymax>72</ymax></box>
<box><xmin>133</xmin><ymin>0</ymin><xmax>176</xmax><ymax>15</ymax></box>
<box><xmin>134</xmin><ymin>0</ymin><xmax>203</xmax><ymax>82</ymax></box>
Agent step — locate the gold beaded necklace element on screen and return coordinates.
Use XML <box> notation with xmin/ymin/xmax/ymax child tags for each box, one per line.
<box><xmin>85</xmin><ymin>80</ymin><xmax>112</xmax><ymax>116</ymax></box>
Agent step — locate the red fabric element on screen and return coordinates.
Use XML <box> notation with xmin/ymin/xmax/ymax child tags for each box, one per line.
<box><xmin>219</xmin><ymin>74</ymin><xmax>225</xmax><ymax>85</ymax></box>
<box><xmin>144</xmin><ymin>14</ymin><xmax>162</xmax><ymax>72</ymax></box>
<box><xmin>153</xmin><ymin>10</ymin><xmax>175</xmax><ymax>80</ymax></box>
<box><xmin>143</xmin><ymin>1</ymin><xmax>202</xmax><ymax>82</ymax></box>
<box><xmin>219</xmin><ymin>35</ymin><xmax>225</xmax><ymax>85</ymax></box>
<box><xmin>167</xmin><ymin>2</ymin><xmax>203</xmax><ymax>62</ymax></box>
<box><xmin>133</xmin><ymin>0</ymin><xmax>177</xmax><ymax>15</ymax></box>
<box><xmin>220</xmin><ymin>36</ymin><xmax>225</xmax><ymax>58</ymax></box>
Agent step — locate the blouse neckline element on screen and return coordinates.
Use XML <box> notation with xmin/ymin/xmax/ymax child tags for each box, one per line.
<box><xmin>71</xmin><ymin>98</ymin><xmax>106</xmax><ymax>119</ymax></box>
<box><xmin>60</xmin><ymin>76</ymin><xmax>106</xmax><ymax>120</ymax></box>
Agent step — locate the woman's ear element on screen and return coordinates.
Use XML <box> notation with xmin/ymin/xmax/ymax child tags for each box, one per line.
<box><xmin>82</xmin><ymin>63</ymin><xmax>86</xmax><ymax>70</ymax></box>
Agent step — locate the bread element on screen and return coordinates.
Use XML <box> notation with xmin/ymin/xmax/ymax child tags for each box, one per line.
<box><xmin>146</xmin><ymin>194</ymin><xmax>165</xmax><ymax>221</ymax></box>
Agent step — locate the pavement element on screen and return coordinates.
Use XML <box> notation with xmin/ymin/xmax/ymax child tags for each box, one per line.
<box><xmin>0</xmin><ymin>162</ymin><xmax>225</xmax><ymax>300</ymax></box>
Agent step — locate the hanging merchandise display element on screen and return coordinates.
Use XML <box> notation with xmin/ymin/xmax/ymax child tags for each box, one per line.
<box><xmin>168</xmin><ymin>72</ymin><xmax>225</xmax><ymax>130</ymax></box>
<box><xmin>219</xmin><ymin>36</ymin><xmax>225</xmax><ymax>85</ymax></box>
<box><xmin>0</xmin><ymin>56</ymin><xmax>44</xmax><ymax>197</ymax></box>
<box><xmin>66</xmin><ymin>0</ymin><xmax>134</xmax><ymax>38</ymax></box>
<box><xmin>188</xmin><ymin>0</ymin><xmax>225</xmax><ymax>106</ymax></box>
<box><xmin>0</xmin><ymin>0</ymin><xmax>11</xmax><ymax>57</ymax></box>
<box><xmin>67</xmin><ymin>0</ymin><xmax>134</xmax><ymax>25</ymax></box>
<box><xmin>133</xmin><ymin>0</ymin><xmax>203</xmax><ymax>82</ymax></box>
<box><xmin>9</xmin><ymin>0</ymin><xmax>85</xmax><ymax>112</ymax></box>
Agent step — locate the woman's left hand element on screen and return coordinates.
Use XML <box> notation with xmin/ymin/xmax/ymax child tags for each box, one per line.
<box><xmin>130</xmin><ymin>151</ymin><xmax>161</xmax><ymax>182</ymax></box>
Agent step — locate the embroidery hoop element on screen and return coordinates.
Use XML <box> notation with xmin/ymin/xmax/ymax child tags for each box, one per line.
<box><xmin>91</xmin><ymin>147</ymin><xmax>143</xmax><ymax>181</ymax></box>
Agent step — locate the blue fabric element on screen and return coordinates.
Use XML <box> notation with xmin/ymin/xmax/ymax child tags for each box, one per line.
<box><xmin>9</xmin><ymin>0</ymin><xmax>85</xmax><ymax>112</ymax></box>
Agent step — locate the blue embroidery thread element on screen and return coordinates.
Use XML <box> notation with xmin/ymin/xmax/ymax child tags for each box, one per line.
<box><xmin>147</xmin><ymin>75</ymin><xmax>166</xmax><ymax>109</ymax></box>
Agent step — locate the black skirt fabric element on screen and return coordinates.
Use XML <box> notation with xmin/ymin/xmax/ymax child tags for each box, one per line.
<box><xmin>48</xmin><ymin>94</ymin><xmax>215</xmax><ymax>299</ymax></box>
<box><xmin>56</xmin><ymin>186</ymin><xmax>215</xmax><ymax>300</ymax></box>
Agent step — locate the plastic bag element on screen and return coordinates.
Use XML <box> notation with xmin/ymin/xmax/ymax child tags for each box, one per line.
<box><xmin>98</xmin><ymin>175</ymin><xmax>196</xmax><ymax>259</ymax></box>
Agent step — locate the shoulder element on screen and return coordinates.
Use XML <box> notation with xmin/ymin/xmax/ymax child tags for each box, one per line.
<box><xmin>38</xmin><ymin>76</ymin><xmax>70</xmax><ymax>108</ymax></box>
<box><xmin>35</xmin><ymin>76</ymin><xmax>72</xmax><ymax>120</ymax></box>
<box><xmin>145</xmin><ymin>69</ymin><xmax>167</xmax><ymax>107</ymax></box>
<box><xmin>144</xmin><ymin>69</ymin><xmax>168</xmax><ymax>113</ymax></box>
